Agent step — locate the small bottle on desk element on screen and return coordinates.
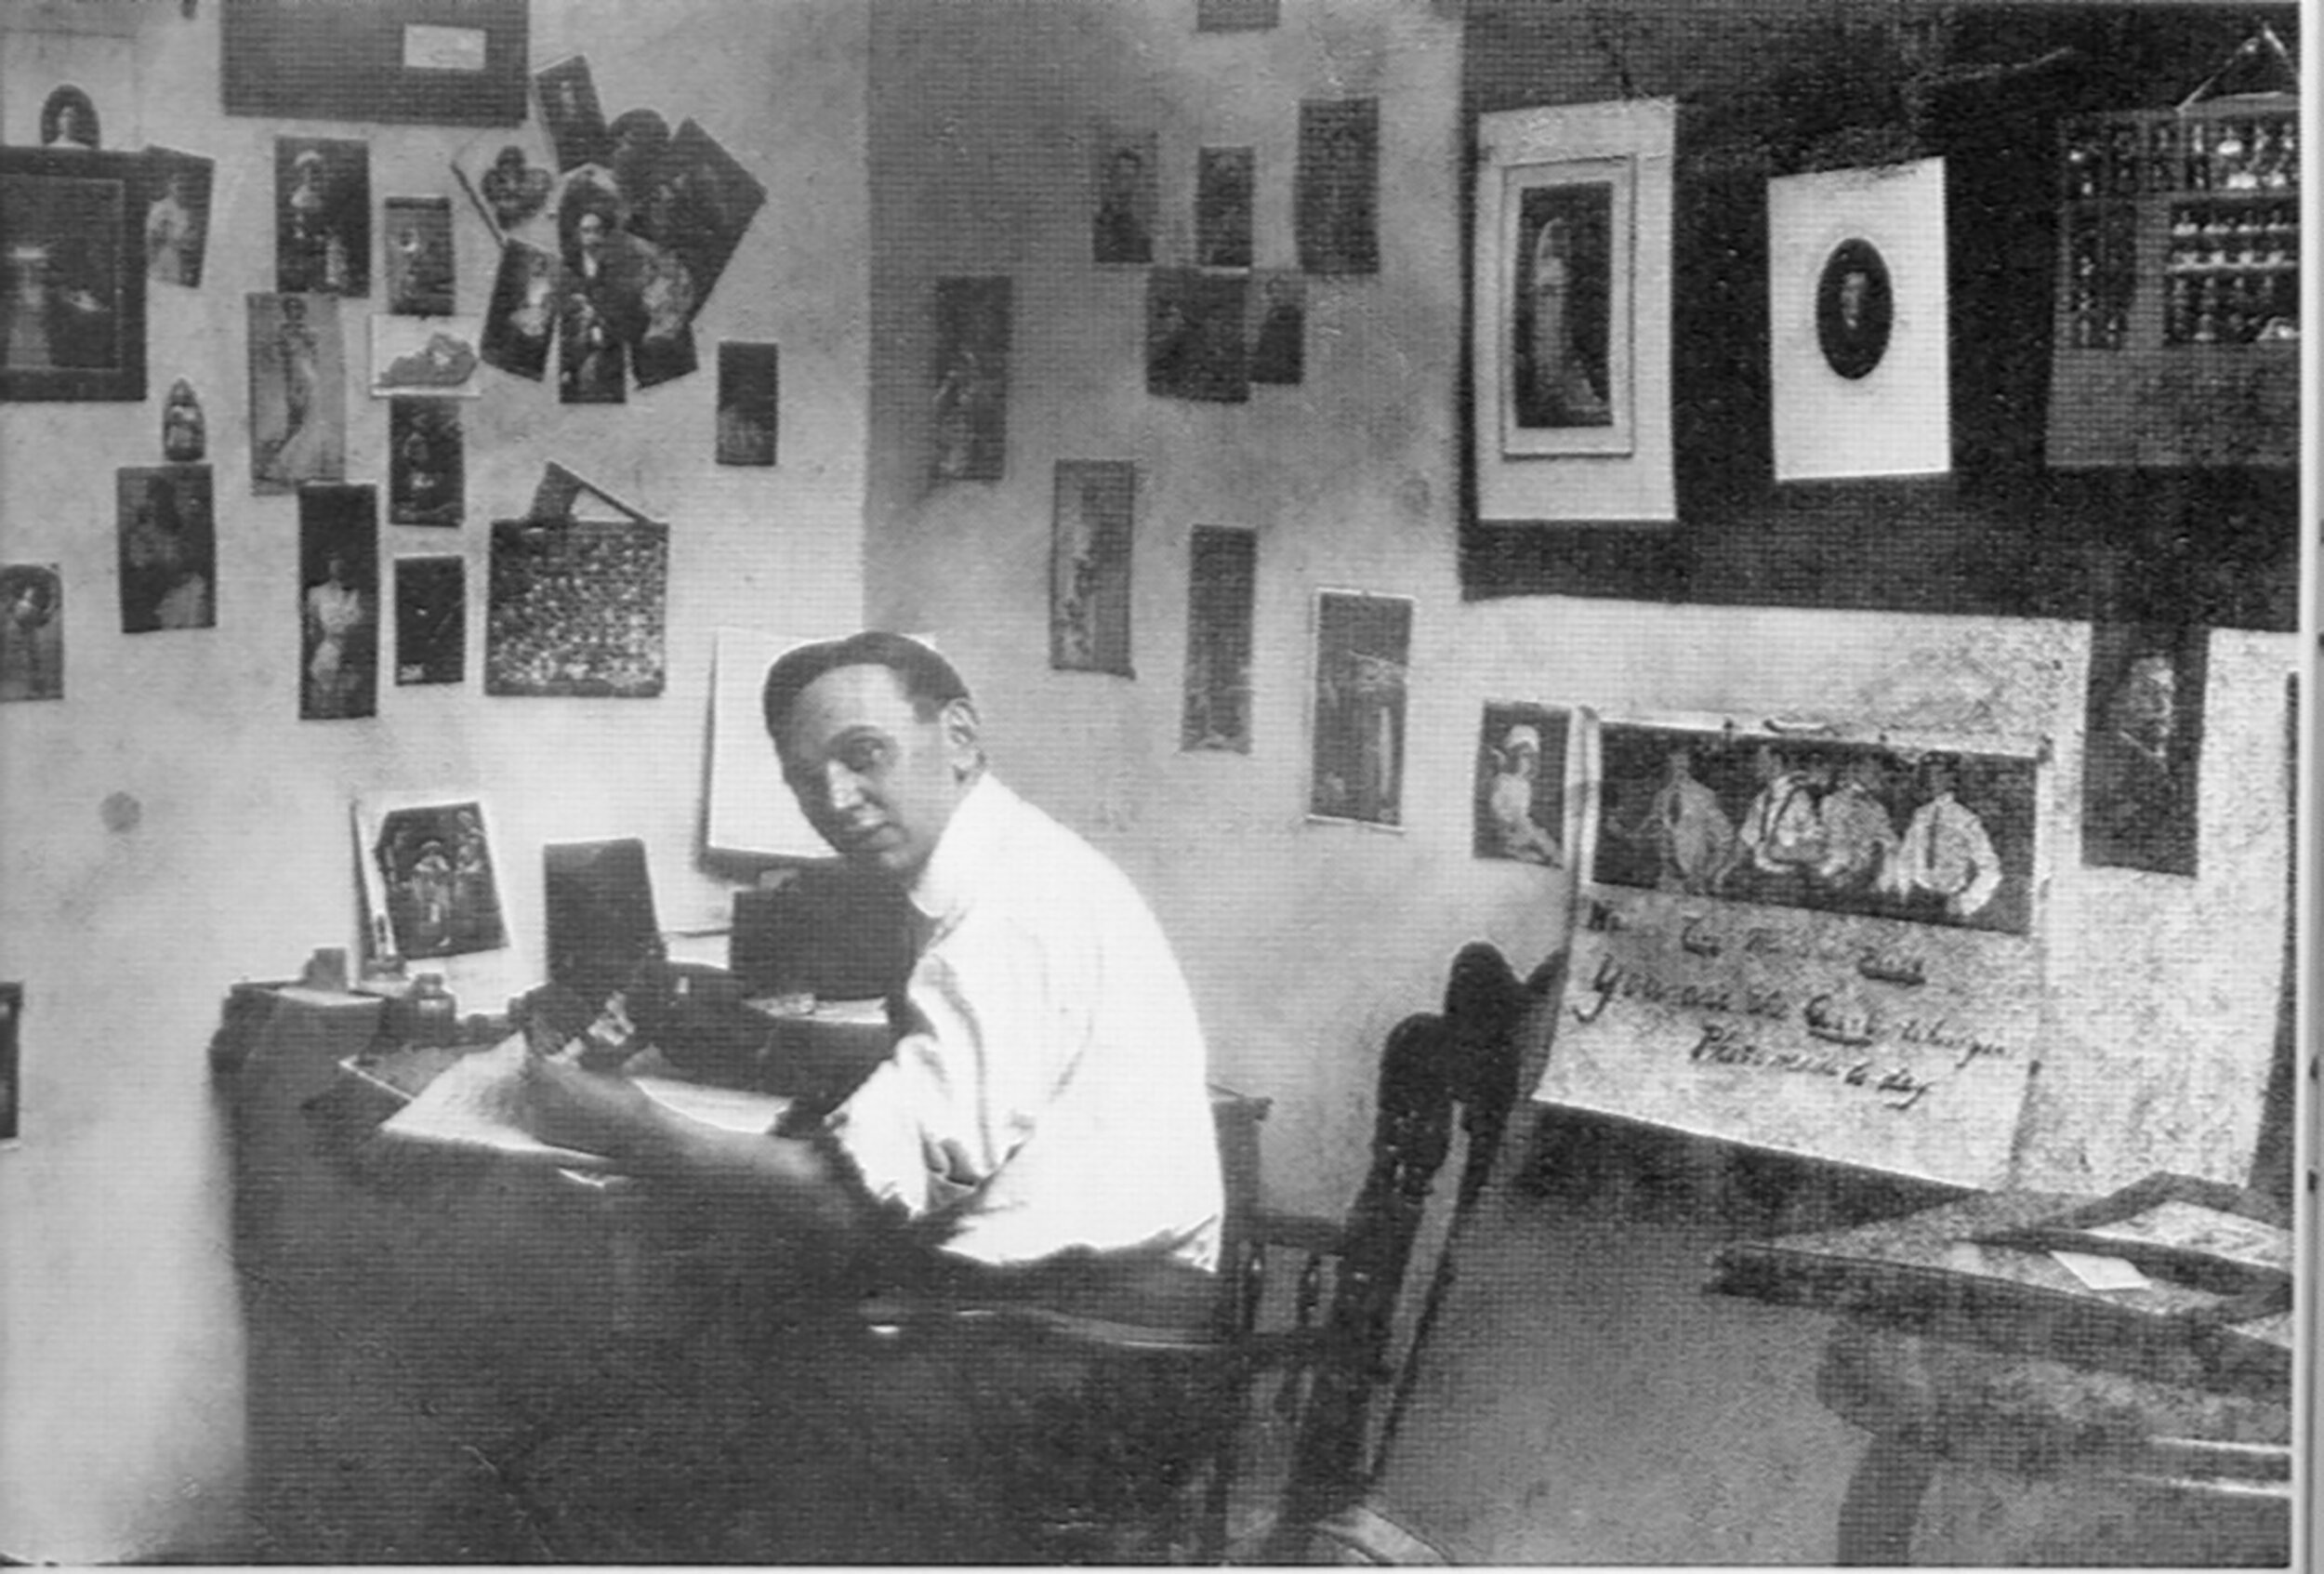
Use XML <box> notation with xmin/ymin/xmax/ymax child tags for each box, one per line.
<box><xmin>409</xmin><ymin>972</ymin><xmax>458</xmax><ymax>1046</ymax></box>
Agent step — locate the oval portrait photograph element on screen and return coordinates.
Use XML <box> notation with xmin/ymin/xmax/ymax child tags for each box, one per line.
<box><xmin>1815</xmin><ymin>236</ymin><xmax>1892</xmax><ymax>380</ymax></box>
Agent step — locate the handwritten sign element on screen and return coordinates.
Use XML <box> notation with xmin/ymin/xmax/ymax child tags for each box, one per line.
<box><xmin>1534</xmin><ymin>721</ymin><xmax>2042</xmax><ymax>1188</ymax></box>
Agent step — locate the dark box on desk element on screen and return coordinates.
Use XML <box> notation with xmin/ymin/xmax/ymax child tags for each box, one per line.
<box><xmin>730</xmin><ymin>863</ymin><xmax>914</xmax><ymax>1004</ymax></box>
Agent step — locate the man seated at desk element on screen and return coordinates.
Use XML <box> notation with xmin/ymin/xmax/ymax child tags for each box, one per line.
<box><xmin>522</xmin><ymin>631</ymin><xmax>1225</xmax><ymax>1560</ymax></box>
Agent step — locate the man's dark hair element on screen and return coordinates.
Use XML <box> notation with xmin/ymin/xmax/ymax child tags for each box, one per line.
<box><xmin>761</xmin><ymin>632</ymin><xmax>971</xmax><ymax>739</ymax></box>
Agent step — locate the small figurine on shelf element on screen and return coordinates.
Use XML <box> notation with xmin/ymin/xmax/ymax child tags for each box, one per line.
<box><xmin>408</xmin><ymin>972</ymin><xmax>458</xmax><ymax>1045</ymax></box>
<box><xmin>162</xmin><ymin>379</ymin><xmax>205</xmax><ymax>463</ymax></box>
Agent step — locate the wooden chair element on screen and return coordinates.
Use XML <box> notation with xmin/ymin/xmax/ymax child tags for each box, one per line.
<box><xmin>844</xmin><ymin>942</ymin><xmax>1558</xmax><ymax>1565</ymax></box>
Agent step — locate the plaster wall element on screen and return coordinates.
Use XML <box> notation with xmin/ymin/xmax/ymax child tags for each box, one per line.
<box><xmin>858</xmin><ymin>0</ymin><xmax>2296</xmax><ymax>1218</ymax></box>
<box><xmin>0</xmin><ymin>3</ymin><xmax>870</xmax><ymax>1558</ymax></box>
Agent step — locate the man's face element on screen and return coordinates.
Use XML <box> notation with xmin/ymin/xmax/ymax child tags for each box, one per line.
<box><xmin>777</xmin><ymin>663</ymin><xmax>976</xmax><ymax>882</ymax></box>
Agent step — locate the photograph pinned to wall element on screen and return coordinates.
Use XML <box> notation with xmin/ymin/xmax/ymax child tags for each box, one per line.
<box><xmin>0</xmin><ymin>147</ymin><xmax>147</xmax><ymax>403</ymax></box>
<box><xmin>38</xmin><ymin>85</ymin><xmax>101</xmax><ymax>150</ymax></box>
<box><xmin>535</xmin><ymin>56</ymin><xmax>611</xmax><ymax>173</ymax></box>
<box><xmin>246</xmin><ymin>293</ymin><xmax>345</xmax><ymax>493</ymax></box>
<box><xmin>1768</xmin><ymin>158</ymin><xmax>1950</xmax><ymax>482</ymax></box>
<box><xmin>486</xmin><ymin>516</ymin><xmax>668</xmax><ymax>697</ymax></box>
<box><xmin>1050</xmin><ymin>460</ymin><xmax>1135</xmax><ymax>677</ymax></box>
<box><xmin>371</xmin><ymin>314</ymin><xmax>482</xmax><ymax>399</ymax></box>
<box><xmin>1590</xmin><ymin>721</ymin><xmax>2038</xmax><ymax>935</ymax></box>
<box><xmin>1147</xmin><ymin>266</ymin><xmax>1248</xmax><ymax>403</ymax></box>
<box><xmin>394</xmin><ymin>555</ymin><xmax>466</xmax><ymax>686</ymax></box>
<box><xmin>1195</xmin><ymin>146</ymin><xmax>1256</xmax><ymax>270</ymax></box>
<box><xmin>389</xmin><ymin>397</ymin><xmax>464</xmax><ymax>526</ymax></box>
<box><xmin>630</xmin><ymin>317</ymin><xmax>697</xmax><ymax>390</ymax></box>
<box><xmin>297</xmin><ymin>483</ymin><xmax>379</xmax><ymax>721</ymax></box>
<box><xmin>1309</xmin><ymin>589</ymin><xmax>1412</xmax><ymax>828</ymax></box>
<box><xmin>382</xmin><ymin>196</ymin><xmax>455</xmax><ymax>316</ymax></box>
<box><xmin>1294</xmin><ymin>98</ymin><xmax>1379</xmax><ymax>275</ymax></box>
<box><xmin>1474</xmin><ymin>703</ymin><xmax>1570</xmax><ymax>866</ymax></box>
<box><xmin>630</xmin><ymin>117</ymin><xmax>768</xmax><ymax>311</ymax></box>
<box><xmin>139</xmin><ymin>147</ymin><xmax>212</xmax><ymax>289</ymax></box>
<box><xmin>116</xmin><ymin>466</ymin><xmax>215</xmax><ymax>633</ymax></box>
<box><xmin>0</xmin><ymin>566</ymin><xmax>63</xmax><ymax>703</ymax></box>
<box><xmin>1503</xmin><ymin>164</ymin><xmax>1629</xmax><ymax>452</ymax></box>
<box><xmin>715</xmin><ymin>341</ymin><xmax>779</xmax><ymax>466</ymax></box>
<box><xmin>930</xmin><ymin>276</ymin><xmax>1011</xmax><ymax>483</ymax></box>
<box><xmin>558</xmin><ymin>287</ymin><xmax>627</xmax><ymax>404</ymax></box>
<box><xmin>526</xmin><ymin>460</ymin><xmax>653</xmax><ymax>526</ymax></box>
<box><xmin>2082</xmin><ymin>621</ymin><xmax>2206</xmax><ymax>877</ymax></box>
<box><xmin>1247</xmin><ymin>270</ymin><xmax>1305</xmax><ymax>385</ymax></box>
<box><xmin>353</xmin><ymin>792</ymin><xmax>510</xmax><ymax>968</ymax></box>
<box><xmin>273</xmin><ymin>137</ymin><xmax>369</xmax><ymax>298</ymax></box>
<box><xmin>1089</xmin><ymin>127</ymin><xmax>1157</xmax><ymax>266</ymax></box>
<box><xmin>1472</xmin><ymin>99</ymin><xmax>1676</xmax><ymax>524</ymax></box>
<box><xmin>1196</xmin><ymin>0</ymin><xmax>1280</xmax><ymax>31</ymax></box>
<box><xmin>0</xmin><ymin>982</ymin><xmax>18</xmax><ymax>1144</ymax></box>
<box><xmin>452</xmin><ymin>125</ymin><xmax>558</xmax><ymax>245</ymax></box>
<box><xmin>1182</xmin><ymin>526</ymin><xmax>1256</xmax><ymax>753</ymax></box>
<box><xmin>479</xmin><ymin>238</ymin><xmax>557</xmax><ymax>380</ymax></box>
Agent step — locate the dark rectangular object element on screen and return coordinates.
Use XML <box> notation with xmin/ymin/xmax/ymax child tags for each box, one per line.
<box><xmin>730</xmin><ymin>864</ymin><xmax>915</xmax><ymax>1004</ymax></box>
<box><xmin>222</xmin><ymin>0</ymin><xmax>529</xmax><ymax>127</ymax></box>
<box><xmin>543</xmin><ymin>839</ymin><xmax>661</xmax><ymax>1005</ymax></box>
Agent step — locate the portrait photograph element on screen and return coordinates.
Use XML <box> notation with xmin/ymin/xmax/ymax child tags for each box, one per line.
<box><xmin>1474</xmin><ymin>703</ymin><xmax>1569</xmax><ymax>866</ymax></box>
<box><xmin>930</xmin><ymin>276</ymin><xmax>1011</xmax><ymax>482</ymax></box>
<box><xmin>297</xmin><ymin>483</ymin><xmax>379</xmax><ymax>722</ymax></box>
<box><xmin>0</xmin><ymin>148</ymin><xmax>147</xmax><ymax>403</ymax></box>
<box><xmin>355</xmin><ymin>795</ymin><xmax>509</xmax><ymax>963</ymax></box>
<box><xmin>1247</xmin><ymin>270</ymin><xmax>1306</xmax><ymax>386</ymax></box>
<box><xmin>383</xmin><ymin>196</ymin><xmax>456</xmax><ymax>317</ymax></box>
<box><xmin>1089</xmin><ymin>127</ymin><xmax>1157</xmax><ymax>266</ymax></box>
<box><xmin>630</xmin><ymin>118</ymin><xmax>767</xmax><ymax>311</ymax></box>
<box><xmin>486</xmin><ymin>518</ymin><xmax>668</xmax><ymax>697</ymax></box>
<box><xmin>0</xmin><ymin>565</ymin><xmax>64</xmax><ymax>703</ymax></box>
<box><xmin>715</xmin><ymin>341</ymin><xmax>780</xmax><ymax>466</ymax></box>
<box><xmin>1195</xmin><ymin>145</ymin><xmax>1256</xmax><ymax>270</ymax></box>
<box><xmin>116</xmin><ymin>466</ymin><xmax>216</xmax><ymax>634</ymax></box>
<box><xmin>1294</xmin><ymin>98</ymin><xmax>1379</xmax><ymax>275</ymax></box>
<box><xmin>479</xmin><ymin>238</ymin><xmax>557</xmax><ymax>381</ymax></box>
<box><xmin>39</xmin><ymin>85</ymin><xmax>101</xmax><ymax>151</ymax></box>
<box><xmin>1308</xmin><ymin>589</ymin><xmax>1412</xmax><ymax>828</ymax></box>
<box><xmin>535</xmin><ymin>56</ymin><xmax>611</xmax><ymax>173</ymax></box>
<box><xmin>2082</xmin><ymin>621</ymin><xmax>2207</xmax><ymax>877</ymax></box>
<box><xmin>1146</xmin><ymin>266</ymin><xmax>1248</xmax><ymax>403</ymax></box>
<box><xmin>1471</xmin><ymin>99</ymin><xmax>1676</xmax><ymax>523</ymax></box>
<box><xmin>1591</xmin><ymin>722</ymin><xmax>2038</xmax><ymax>935</ymax></box>
<box><xmin>389</xmin><ymin>398</ymin><xmax>465</xmax><ymax>526</ymax></box>
<box><xmin>140</xmin><ymin>147</ymin><xmax>213</xmax><ymax>290</ymax></box>
<box><xmin>393</xmin><ymin>555</ymin><xmax>466</xmax><ymax>687</ymax></box>
<box><xmin>1050</xmin><ymin>460</ymin><xmax>1135</xmax><ymax>677</ymax></box>
<box><xmin>273</xmin><ymin>137</ymin><xmax>370</xmax><ymax>298</ymax></box>
<box><xmin>557</xmin><ymin>287</ymin><xmax>628</xmax><ymax>403</ymax></box>
<box><xmin>1182</xmin><ymin>526</ymin><xmax>1256</xmax><ymax>753</ymax></box>
<box><xmin>371</xmin><ymin>315</ymin><xmax>483</xmax><ymax>400</ymax></box>
<box><xmin>1815</xmin><ymin>235</ymin><xmax>1894</xmax><ymax>381</ymax></box>
<box><xmin>246</xmin><ymin>293</ymin><xmax>346</xmax><ymax>494</ymax></box>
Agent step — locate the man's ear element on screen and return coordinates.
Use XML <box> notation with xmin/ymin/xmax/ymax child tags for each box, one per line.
<box><xmin>939</xmin><ymin>697</ymin><xmax>982</xmax><ymax>775</ymax></box>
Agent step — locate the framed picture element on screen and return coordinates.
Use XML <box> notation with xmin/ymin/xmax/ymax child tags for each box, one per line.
<box><xmin>140</xmin><ymin>147</ymin><xmax>213</xmax><ymax>290</ymax></box>
<box><xmin>1474</xmin><ymin>703</ymin><xmax>1570</xmax><ymax>866</ymax></box>
<box><xmin>1089</xmin><ymin>127</ymin><xmax>1157</xmax><ymax>266</ymax></box>
<box><xmin>1182</xmin><ymin>527</ymin><xmax>1256</xmax><ymax>753</ymax></box>
<box><xmin>0</xmin><ymin>565</ymin><xmax>64</xmax><ymax>703</ymax></box>
<box><xmin>931</xmin><ymin>277</ymin><xmax>1011</xmax><ymax>482</ymax></box>
<box><xmin>116</xmin><ymin>466</ymin><xmax>216</xmax><ymax>633</ymax></box>
<box><xmin>1308</xmin><ymin>589</ymin><xmax>1412</xmax><ymax>828</ymax></box>
<box><xmin>0</xmin><ymin>147</ymin><xmax>146</xmax><ymax>403</ymax></box>
<box><xmin>353</xmin><ymin>791</ymin><xmax>511</xmax><ymax>968</ymax></box>
<box><xmin>1471</xmin><ymin>99</ymin><xmax>1675</xmax><ymax>524</ymax></box>
<box><xmin>716</xmin><ymin>342</ymin><xmax>780</xmax><ymax>466</ymax></box>
<box><xmin>222</xmin><ymin>0</ymin><xmax>529</xmax><ymax>127</ymax></box>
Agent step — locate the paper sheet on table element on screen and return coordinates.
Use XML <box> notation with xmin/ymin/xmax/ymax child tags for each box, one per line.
<box><xmin>376</xmin><ymin>1036</ymin><xmax>791</xmax><ymax>1170</ymax></box>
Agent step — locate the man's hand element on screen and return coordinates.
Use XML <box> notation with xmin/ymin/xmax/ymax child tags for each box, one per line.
<box><xmin>522</xmin><ymin>1048</ymin><xmax>664</xmax><ymax>1165</ymax></box>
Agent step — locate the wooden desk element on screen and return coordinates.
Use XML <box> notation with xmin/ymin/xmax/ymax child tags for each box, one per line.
<box><xmin>1708</xmin><ymin>1191</ymin><xmax>2293</xmax><ymax>1566</ymax></box>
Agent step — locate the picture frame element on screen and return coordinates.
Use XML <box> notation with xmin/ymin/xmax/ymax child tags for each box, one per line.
<box><xmin>222</xmin><ymin>0</ymin><xmax>529</xmax><ymax>127</ymax></box>
<box><xmin>1307</xmin><ymin>589</ymin><xmax>1413</xmax><ymax>829</ymax></box>
<box><xmin>1471</xmin><ymin>99</ymin><xmax>1675</xmax><ymax>525</ymax></box>
<box><xmin>0</xmin><ymin>147</ymin><xmax>147</xmax><ymax>403</ymax></box>
<box><xmin>1050</xmin><ymin>460</ymin><xmax>1135</xmax><ymax>677</ymax></box>
<box><xmin>352</xmin><ymin>790</ymin><xmax>511</xmax><ymax>970</ymax></box>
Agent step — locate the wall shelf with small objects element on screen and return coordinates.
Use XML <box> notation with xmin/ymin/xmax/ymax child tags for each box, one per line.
<box><xmin>2047</xmin><ymin>98</ymin><xmax>2299</xmax><ymax>470</ymax></box>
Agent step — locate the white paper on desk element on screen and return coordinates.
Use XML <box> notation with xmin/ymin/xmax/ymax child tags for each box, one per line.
<box><xmin>376</xmin><ymin>1037</ymin><xmax>791</xmax><ymax>1169</ymax></box>
<box><xmin>2048</xmin><ymin>1249</ymin><xmax>2155</xmax><ymax>1292</ymax></box>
